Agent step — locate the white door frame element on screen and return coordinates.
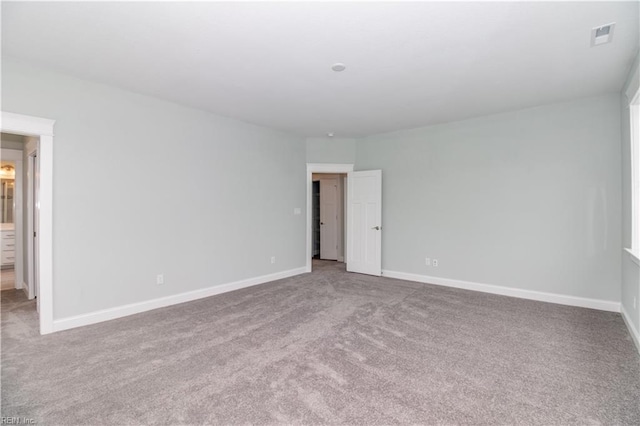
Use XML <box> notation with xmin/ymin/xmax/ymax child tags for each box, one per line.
<box><xmin>1</xmin><ymin>111</ymin><xmax>55</xmax><ymax>335</ymax></box>
<box><xmin>1</xmin><ymin>148</ymin><xmax>24</xmax><ymax>292</ymax></box>
<box><xmin>306</xmin><ymin>163</ymin><xmax>353</xmax><ymax>272</ymax></box>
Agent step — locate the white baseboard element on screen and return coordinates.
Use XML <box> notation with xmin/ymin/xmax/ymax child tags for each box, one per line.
<box><xmin>621</xmin><ymin>304</ymin><xmax>640</xmax><ymax>354</ymax></box>
<box><xmin>53</xmin><ymin>267</ymin><xmax>307</xmax><ymax>333</ymax></box>
<box><xmin>382</xmin><ymin>270</ymin><xmax>621</xmax><ymax>313</ymax></box>
<box><xmin>21</xmin><ymin>281</ymin><xmax>30</xmax><ymax>299</ymax></box>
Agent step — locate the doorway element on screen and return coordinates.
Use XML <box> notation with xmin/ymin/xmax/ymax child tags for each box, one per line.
<box><xmin>306</xmin><ymin>163</ymin><xmax>383</xmax><ymax>276</ymax></box>
<box><xmin>1</xmin><ymin>136</ymin><xmax>39</xmax><ymax>310</ymax></box>
<box><xmin>312</xmin><ymin>173</ymin><xmax>347</xmax><ymax>262</ymax></box>
<box><xmin>306</xmin><ymin>163</ymin><xmax>353</xmax><ymax>272</ymax></box>
<box><xmin>1</xmin><ymin>111</ymin><xmax>54</xmax><ymax>334</ymax></box>
<box><xmin>0</xmin><ymin>143</ymin><xmax>24</xmax><ymax>295</ymax></box>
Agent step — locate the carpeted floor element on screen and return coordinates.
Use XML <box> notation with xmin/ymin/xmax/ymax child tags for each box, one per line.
<box><xmin>2</xmin><ymin>260</ymin><xmax>639</xmax><ymax>425</ymax></box>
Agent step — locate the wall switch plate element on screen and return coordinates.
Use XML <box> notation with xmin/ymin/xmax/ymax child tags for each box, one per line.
<box><xmin>271</xmin><ymin>256</ymin><xmax>276</xmax><ymax>264</ymax></box>
<box><xmin>156</xmin><ymin>274</ymin><xmax>164</xmax><ymax>285</ymax></box>
<box><xmin>293</xmin><ymin>208</ymin><xmax>301</xmax><ymax>215</ymax></box>
<box><xmin>425</xmin><ymin>257</ymin><xmax>431</xmax><ymax>266</ymax></box>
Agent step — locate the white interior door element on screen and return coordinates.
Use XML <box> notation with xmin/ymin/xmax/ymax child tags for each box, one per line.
<box><xmin>347</xmin><ymin>170</ymin><xmax>382</xmax><ymax>276</ymax></box>
<box><xmin>320</xmin><ymin>178</ymin><xmax>338</xmax><ymax>260</ymax></box>
<box><xmin>27</xmin><ymin>151</ymin><xmax>39</xmax><ymax>308</ymax></box>
<box><xmin>34</xmin><ymin>152</ymin><xmax>40</xmax><ymax>312</ymax></box>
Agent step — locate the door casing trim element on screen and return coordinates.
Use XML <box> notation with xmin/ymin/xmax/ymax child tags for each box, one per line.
<box><xmin>1</xmin><ymin>111</ymin><xmax>55</xmax><ymax>334</ymax></box>
<box><xmin>306</xmin><ymin>163</ymin><xmax>354</xmax><ymax>272</ymax></box>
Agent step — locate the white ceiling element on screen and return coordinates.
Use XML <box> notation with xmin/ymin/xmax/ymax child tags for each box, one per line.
<box><xmin>2</xmin><ymin>1</ymin><xmax>638</xmax><ymax>137</ymax></box>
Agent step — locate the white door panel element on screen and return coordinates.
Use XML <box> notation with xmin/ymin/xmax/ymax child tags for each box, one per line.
<box><xmin>347</xmin><ymin>170</ymin><xmax>382</xmax><ymax>276</ymax></box>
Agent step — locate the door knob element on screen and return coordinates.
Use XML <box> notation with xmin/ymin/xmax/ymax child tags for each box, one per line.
<box><xmin>372</xmin><ymin>226</ymin><xmax>380</xmax><ymax>230</ymax></box>
<box><xmin>320</xmin><ymin>222</ymin><xmax>324</xmax><ymax>225</ymax></box>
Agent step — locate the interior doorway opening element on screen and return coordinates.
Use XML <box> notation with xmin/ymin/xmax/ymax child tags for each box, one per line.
<box><xmin>1</xmin><ymin>136</ymin><xmax>25</xmax><ymax>297</ymax></box>
<box><xmin>1</xmin><ymin>133</ymin><xmax>39</xmax><ymax>312</ymax></box>
<box><xmin>306</xmin><ymin>163</ymin><xmax>383</xmax><ymax>276</ymax></box>
<box><xmin>312</xmin><ymin>173</ymin><xmax>347</xmax><ymax>262</ymax></box>
<box><xmin>1</xmin><ymin>112</ymin><xmax>54</xmax><ymax>334</ymax></box>
<box><xmin>306</xmin><ymin>163</ymin><xmax>354</xmax><ymax>272</ymax></box>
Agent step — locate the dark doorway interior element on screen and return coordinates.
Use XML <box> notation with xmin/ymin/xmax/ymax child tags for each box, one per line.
<box><xmin>312</xmin><ymin>181</ymin><xmax>320</xmax><ymax>258</ymax></box>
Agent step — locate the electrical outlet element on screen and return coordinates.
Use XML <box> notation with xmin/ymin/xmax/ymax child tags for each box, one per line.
<box><xmin>271</xmin><ymin>256</ymin><xmax>276</xmax><ymax>264</ymax></box>
<box><xmin>425</xmin><ymin>257</ymin><xmax>431</xmax><ymax>266</ymax></box>
<box><xmin>432</xmin><ymin>259</ymin><xmax>439</xmax><ymax>267</ymax></box>
<box><xmin>156</xmin><ymin>274</ymin><xmax>164</xmax><ymax>285</ymax></box>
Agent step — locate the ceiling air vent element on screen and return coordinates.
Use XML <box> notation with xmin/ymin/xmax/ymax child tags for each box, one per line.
<box><xmin>591</xmin><ymin>23</ymin><xmax>615</xmax><ymax>47</ymax></box>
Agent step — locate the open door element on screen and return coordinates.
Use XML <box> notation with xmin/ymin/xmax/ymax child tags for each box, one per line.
<box><xmin>346</xmin><ymin>170</ymin><xmax>382</xmax><ymax>276</ymax></box>
<box><xmin>27</xmin><ymin>150</ymin><xmax>39</xmax><ymax>310</ymax></box>
<box><xmin>34</xmin><ymin>151</ymin><xmax>40</xmax><ymax>313</ymax></box>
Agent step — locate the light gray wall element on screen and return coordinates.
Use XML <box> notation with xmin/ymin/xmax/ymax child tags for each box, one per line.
<box><xmin>2</xmin><ymin>58</ymin><xmax>307</xmax><ymax>320</ymax></box>
<box><xmin>621</xmin><ymin>51</ymin><xmax>640</xmax><ymax>332</ymax></box>
<box><xmin>306</xmin><ymin>137</ymin><xmax>356</xmax><ymax>164</ymax></box>
<box><xmin>356</xmin><ymin>94</ymin><xmax>622</xmax><ymax>302</ymax></box>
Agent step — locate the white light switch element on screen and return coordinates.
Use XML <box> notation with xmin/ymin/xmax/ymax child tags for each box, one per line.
<box><xmin>293</xmin><ymin>208</ymin><xmax>301</xmax><ymax>215</ymax></box>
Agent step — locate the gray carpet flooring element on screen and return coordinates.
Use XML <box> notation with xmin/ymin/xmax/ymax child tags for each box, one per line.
<box><xmin>2</xmin><ymin>260</ymin><xmax>639</xmax><ymax>425</ymax></box>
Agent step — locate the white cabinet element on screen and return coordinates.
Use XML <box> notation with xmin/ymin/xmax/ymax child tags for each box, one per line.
<box><xmin>1</xmin><ymin>229</ymin><xmax>15</xmax><ymax>267</ymax></box>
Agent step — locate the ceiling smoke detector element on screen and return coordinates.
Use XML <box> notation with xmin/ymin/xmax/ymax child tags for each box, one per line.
<box><xmin>331</xmin><ymin>63</ymin><xmax>346</xmax><ymax>72</ymax></box>
<box><xmin>591</xmin><ymin>23</ymin><xmax>615</xmax><ymax>47</ymax></box>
